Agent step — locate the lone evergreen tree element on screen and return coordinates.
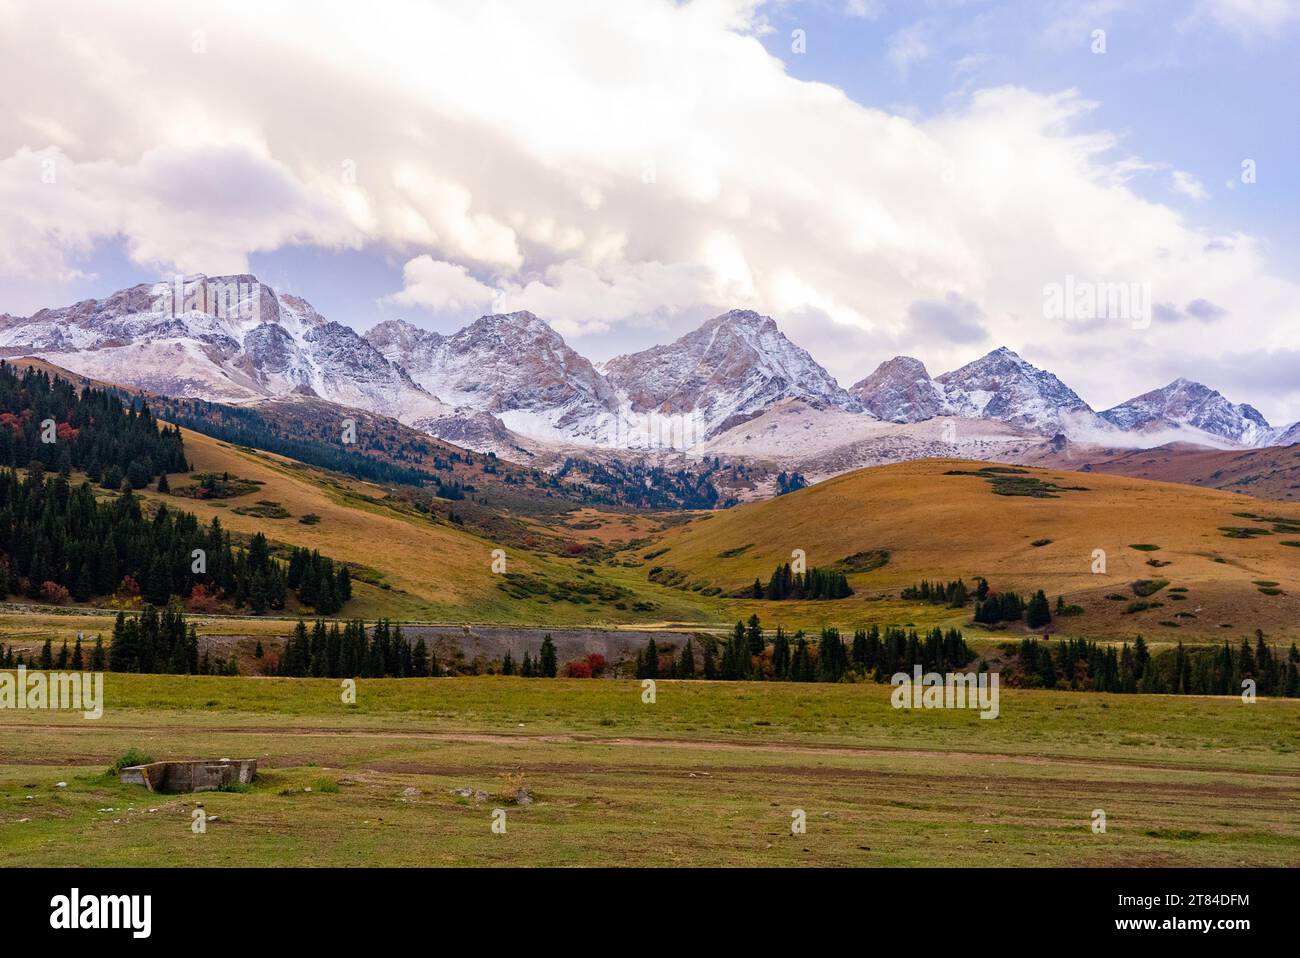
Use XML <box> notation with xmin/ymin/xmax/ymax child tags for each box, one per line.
<box><xmin>539</xmin><ymin>634</ymin><xmax>558</xmax><ymax>678</ymax></box>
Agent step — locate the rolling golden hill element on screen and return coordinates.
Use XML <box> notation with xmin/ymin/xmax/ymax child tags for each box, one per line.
<box><xmin>645</xmin><ymin>459</ymin><xmax>1300</xmax><ymax>643</ymax></box>
<box><xmin>127</xmin><ymin>427</ymin><xmax>719</xmax><ymax>625</ymax></box>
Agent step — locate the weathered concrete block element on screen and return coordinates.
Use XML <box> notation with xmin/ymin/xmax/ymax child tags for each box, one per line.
<box><xmin>120</xmin><ymin>759</ymin><xmax>257</xmax><ymax>793</ymax></box>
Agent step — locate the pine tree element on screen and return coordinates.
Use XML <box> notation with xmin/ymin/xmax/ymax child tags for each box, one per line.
<box><xmin>772</xmin><ymin>627</ymin><xmax>791</xmax><ymax>679</ymax></box>
<box><xmin>1026</xmin><ymin>590</ymin><xmax>1051</xmax><ymax>629</ymax></box>
<box><xmin>539</xmin><ymin>634</ymin><xmax>558</xmax><ymax>678</ymax></box>
<box><xmin>679</xmin><ymin>638</ymin><xmax>696</xmax><ymax>678</ymax></box>
<box><xmin>702</xmin><ymin>641</ymin><xmax>717</xmax><ymax>680</ymax></box>
<box><xmin>642</xmin><ymin>638</ymin><xmax>659</xmax><ymax>679</ymax></box>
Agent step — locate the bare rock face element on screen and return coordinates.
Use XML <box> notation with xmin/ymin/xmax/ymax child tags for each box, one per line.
<box><xmin>850</xmin><ymin>356</ymin><xmax>947</xmax><ymax>423</ymax></box>
<box><xmin>366</xmin><ymin>312</ymin><xmax>620</xmax><ymax>442</ymax></box>
<box><xmin>1100</xmin><ymin>377</ymin><xmax>1273</xmax><ymax>445</ymax></box>
<box><xmin>603</xmin><ymin>309</ymin><xmax>861</xmax><ymax>439</ymax></box>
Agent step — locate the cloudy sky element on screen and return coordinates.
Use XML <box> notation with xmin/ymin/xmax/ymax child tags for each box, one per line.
<box><xmin>2</xmin><ymin>0</ymin><xmax>1299</xmax><ymax>419</ymax></box>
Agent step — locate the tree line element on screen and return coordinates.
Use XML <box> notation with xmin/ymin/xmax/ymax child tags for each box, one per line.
<box><xmin>155</xmin><ymin>397</ymin><xmax>436</xmax><ymax>487</ymax></box>
<box><xmin>636</xmin><ymin>615</ymin><xmax>973</xmax><ymax>682</ymax></box>
<box><xmin>1008</xmin><ymin>633</ymin><xmax>1300</xmax><ymax>696</ymax></box>
<box><xmin>273</xmin><ymin>622</ymin><xmax>564</xmax><ymax>678</ymax></box>
<box><xmin>0</xmin><ymin>468</ymin><xmax>352</xmax><ymax>615</ymax></box>
<box><xmin>751</xmin><ymin>563</ymin><xmax>852</xmax><ymax>601</ymax></box>
<box><xmin>0</xmin><ymin>361</ymin><xmax>188</xmax><ymax>481</ymax></box>
<box><xmin>0</xmin><ymin>603</ymin><xmax>236</xmax><ymax>675</ymax></box>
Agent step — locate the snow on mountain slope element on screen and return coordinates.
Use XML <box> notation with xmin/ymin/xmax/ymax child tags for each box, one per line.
<box><xmin>1099</xmin><ymin>377</ymin><xmax>1274</xmax><ymax>446</ymax></box>
<box><xmin>4</xmin><ymin>275</ymin><xmax>1288</xmax><ymax>463</ymax></box>
<box><xmin>602</xmin><ymin>309</ymin><xmax>862</xmax><ymax>442</ymax></box>
<box><xmin>1271</xmin><ymin>421</ymin><xmax>1300</xmax><ymax>446</ymax></box>
<box><xmin>366</xmin><ymin>313</ymin><xmax>622</xmax><ymax>444</ymax></box>
<box><xmin>0</xmin><ymin>274</ymin><xmax>456</xmax><ymax>426</ymax></box>
<box><xmin>934</xmin><ymin>346</ymin><xmax>1109</xmax><ymax>435</ymax></box>
<box><xmin>698</xmin><ymin>399</ymin><xmax>1041</xmax><ymax>481</ymax></box>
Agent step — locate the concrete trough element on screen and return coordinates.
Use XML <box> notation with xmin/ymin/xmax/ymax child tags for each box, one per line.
<box><xmin>120</xmin><ymin>759</ymin><xmax>257</xmax><ymax>793</ymax></box>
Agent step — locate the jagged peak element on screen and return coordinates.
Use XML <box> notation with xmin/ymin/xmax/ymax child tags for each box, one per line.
<box><xmin>704</xmin><ymin>308</ymin><xmax>776</xmax><ymax>333</ymax></box>
<box><xmin>863</xmin><ymin>355</ymin><xmax>931</xmax><ymax>378</ymax></box>
<box><xmin>461</xmin><ymin>310</ymin><xmax>560</xmax><ymax>340</ymax></box>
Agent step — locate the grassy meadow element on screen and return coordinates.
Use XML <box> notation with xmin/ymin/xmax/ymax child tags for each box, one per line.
<box><xmin>2</xmin><ymin>674</ymin><xmax>1297</xmax><ymax>867</ymax></box>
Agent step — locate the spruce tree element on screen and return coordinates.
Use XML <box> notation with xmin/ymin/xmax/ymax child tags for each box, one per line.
<box><xmin>702</xmin><ymin>641</ymin><xmax>717</xmax><ymax>680</ymax></box>
<box><xmin>643</xmin><ymin>638</ymin><xmax>659</xmax><ymax>679</ymax></box>
<box><xmin>1026</xmin><ymin>590</ymin><xmax>1051</xmax><ymax>629</ymax></box>
<box><xmin>679</xmin><ymin>638</ymin><xmax>695</xmax><ymax>678</ymax></box>
<box><xmin>772</xmin><ymin>627</ymin><xmax>791</xmax><ymax>679</ymax></box>
<box><xmin>539</xmin><ymin>635</ymin><xmax>558</xmax><ymax>678</ymax></box>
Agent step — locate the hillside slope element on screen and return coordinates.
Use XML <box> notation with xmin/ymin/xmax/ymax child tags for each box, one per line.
<box><xmin>132</xmin><ymin>428</ymin><xmax>716</xmax><ymax>625</ymax></box>
<box><xmin>645</xmin><ymin>459</ymin><xmax>1300</xmax><ymax>641</ymax></box>
<box><xmin>1027</xmin><ymin>440</ymin><xmax>1300</xmax><ymax>502</ymax></box>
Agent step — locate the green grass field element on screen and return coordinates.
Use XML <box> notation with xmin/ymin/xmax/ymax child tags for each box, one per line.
<box><xmin>3</xmin><ymin>674</ymin><xmax>1297</xmax><ymax>866</ymax></box>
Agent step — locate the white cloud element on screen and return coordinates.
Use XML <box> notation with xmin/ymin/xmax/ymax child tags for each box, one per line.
<box><xmin>0</xmin><ymin>0</ymin><xmax>1298</xmax><ymax>418</ymax></box>
<box><xmin>1195</xmin><ymin>0</ymin><xmax>1300</xmax><ymax>37</ymax></box>
<box><xmin>887</xmin><ymin>22</ymin><xmax>932</xmax><ymax>76</ymax></box>
<box><xmin>0</xmin><ymin>142</ymin><xmax>354</xmax><ymax>277</ymax></box>
<box><xmin>1171</xmin><ymin>169</ymin><xmax>1210</xmax><ymax>200</ymax></box>
<box><xmin>844</xmin><ymin>0</ymin><xmax>885</xmax><ymax>19</ymax></box>
<box><xmin>384</xmin><ymin>256</ymin><xmax>497</xmax><ymax>312</ymax></box>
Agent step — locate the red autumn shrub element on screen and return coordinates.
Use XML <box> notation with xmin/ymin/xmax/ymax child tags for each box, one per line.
<box><xmin>40</xmin><ymin>580</ymin><xmax>72</xmax><ymax>605</ymax></box>
<box><xmin>561</xmin><ymin>653</ymin><xmax>607</xmax><ymax>678</ymax></box>
<box><xmin>563</xmin><ymin>659</ymin><xmax>592</xmax><ymax>678</ymax></box>
<box><xmin>187</xmin><ymin>583</ymin><xmax>218</xmax><ymax>612</ymax></box>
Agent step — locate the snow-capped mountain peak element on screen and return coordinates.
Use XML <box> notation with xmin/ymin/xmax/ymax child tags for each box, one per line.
<box><xmin>602</xmin><ymin>308</ymin><xmax>862</xmax><ymax>440</ymax></box>
<box><xmin>0</xmin><ymin>273</ymin><xmax>454</xmax><ymax>427</ymax></box>
<box><xmin>934</xmin><ymin>346</ymin><xmax>1102</xmax><ymax>434</ymax></box>
<box><xmin>1100</xmin><ymin>378</ymin><xmax>1272</xmax><ymax>445</ymax></box>
<box><xmin>365</xmin><ymin>310</ymin><xmax>619</xmax><ymax>443</ymax></box>
<box><xmin>2</xmin><ymin>275</ymin><xmax>1289</xmax><ymax>459</ymax></box>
